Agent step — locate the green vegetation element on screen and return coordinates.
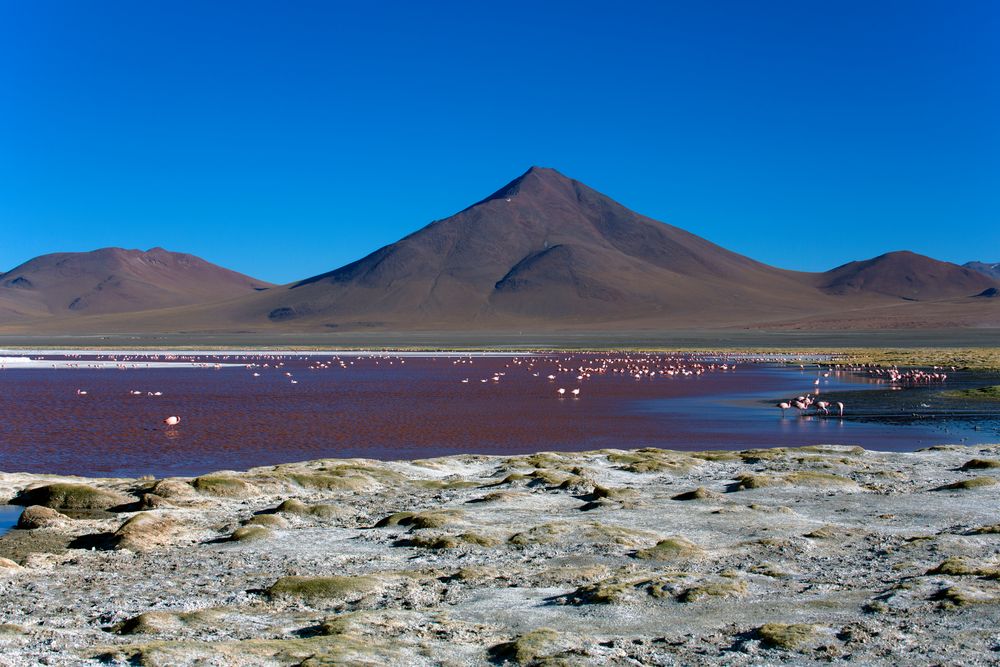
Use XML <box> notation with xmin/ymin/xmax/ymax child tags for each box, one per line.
<box><xmin>671</xmin><ymin>487</ymin><xmax>719</xmax><ymax>501</ymax></box>
<box><xmin>398</xmin><ymin>532</ymin><xmax>498</xmax><ymax>549</ymax></box>
<box><xmin>509</xmin><ymin>522</ymin><xmax>572</xmax><ymax>546</ymax></box>
<box><xmin>942</xmin><ymin>386</ymin><xmax>1000</xmax><ymax>401</ymax></box>
<box><xmin>961</xmin><ymin>459</ymin><xmax>1000</xmax><ymax>470</ymax></box>
<box><xmin>374</xmin><ymin>509</ymin><xmax>464</xmax><ymax>529</ymax></box>
<box><xmin>565</xmin><ymin>578</ymin><xmax>640</xmax><ymax>605</ymax></box>
<box><xmin>927</xmin><ymin>557</ymin><xmax>1000</xmax><ymax>578</ymax></box>
<box><xmin>931</xmin><ymin>477</ymin><xmax>998</xmax><ymax>491</ymax></box>
<box><xmin>244</xmin><ymin>513</ymin><xmax>287</xmax><ymax>528</ymax></box>
<box><xmin>756</xmin><ymin>623</ymin><xmax>817</xmax><ymax>650</ymax></box>
<box><xmin>734</xmin><ymin>474</ymin><xmax>782</xmax><ymax>490</ymax></box>
<box><xmin>266</xmin><ymin>575</ymin><xmax>380</xmax><ymax>602</ymax></box>
<box><xmin>678</xmin><ymin>578</ymin><xmax>747</xmax><ymax>602</ymax></box>
<box><xmin>113</xmin><ymin>609</ymin><xmax>226</xmax><ymax>635</ymax></box>
<box><xmin>634</xmin><ymin>536</ymin><xmax>703</xmax><ymax>561</ymax></box>
<box><xmin>931</xmin><ymin>586</ymin><xmax>990</xmax><ymax>609</ymax></box>
<box><xmin>112</xmin><ymin>512</ymin><xmax>177</xmax><ymax>551</ymax></box>
<box><xmin>11</xmin><ymin>483</ymin><xmax>126</xmax><ymax>510</ymax></box>
<box><xmin>191</xmin><ymin>475</ymin><xmax>256</xmax><ymax>497</ymax></box>
<box><xmin>229</xmin><ymin>525</ymin><xmax>271</xmax><ymax>542</ymax></box>
<box><xmin>784</xmin><ymin>471</ymin><xmax>856</xmax><ymax>487</ymax></box>
<box><xmin>274</xmin><ymin>498</ymin><xmax>342</xmax><ymax>519</ymax></box>
<box><xmin>606</xmin><ymin>450</ymin><xmax>696</xmax><ymax>474</ymax></box>
<box><xmin>490</xmin><ymin>628</ymin><xmax>564</xmax><ymax>665</ymax></box>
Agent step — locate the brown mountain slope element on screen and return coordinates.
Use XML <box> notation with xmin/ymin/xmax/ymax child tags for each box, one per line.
<box><xmin>0</xmin><ymin>247</ymin><xmax>273</xmax><ymax>321</ymax></box>
<box><xmin>817</xmin><ymin>251</ymin><xmax>997</xmax><ymax>300</ymax></box>
<box><xmin>1</xmin><ymin>168</ymin><xmax>996</xmax><ymax>334</ymax></box>
<box><xmin>246</xmin><ymin>167</ymin><xmax>841</xmax><ymax>328</ymax></box>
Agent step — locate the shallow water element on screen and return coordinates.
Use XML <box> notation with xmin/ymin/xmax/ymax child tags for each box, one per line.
<box><xmin>0</xmin><ymin>506</ymin><xmax>22</xmax><ymax>537</ymax></box>
<box><xmin>0</xmin><ymin>353</ymin><xmax>997</xmax><ymax>478</ymax></box>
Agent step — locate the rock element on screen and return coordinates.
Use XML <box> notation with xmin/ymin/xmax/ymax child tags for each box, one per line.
<box><xmin>671</xmin><ymin>487</ymin><xmax>721</xmax><ymax>501</ymax></box>
<box><xmin>16</xmin><ymin>505</ymin><xmax>69</xmax><ymax>529</ymax></box>
<box><xmin>112</xmin><ymin>513</ymin><xmax>179</xmax><ymax>551</ymax></box>
<box><xmin>0</xmin><ymin>557</ymin><xmax>22</xmax><ymax>574</ymax></box>
<box><xmin>149</xmin><ymin>479</ymin><xmax>197</xmax><ymax>499</ymax></box>
<box><xmin>139</xmin><ymin>493</ymin><xmax>173</xmax><ymax>509</ymax></box>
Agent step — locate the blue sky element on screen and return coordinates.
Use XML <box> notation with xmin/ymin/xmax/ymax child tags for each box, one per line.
<box><xmin>2</xmin><ymin>1</ymin><xmax>997</xmax><ymax>283</ymax></box>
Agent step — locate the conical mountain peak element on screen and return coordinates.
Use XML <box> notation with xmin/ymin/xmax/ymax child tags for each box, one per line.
<box><xmin>471</xmin><ymin>165</ymin><xmax>581</xmax><ymax>209</ymax></box>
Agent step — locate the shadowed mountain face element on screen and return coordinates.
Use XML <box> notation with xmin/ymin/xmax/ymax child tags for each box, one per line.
<box><xmin>0</xmin><ymin>247</ymin><xmax>273</xmax><ymax>320</ymax></box>
<box><xmin>965</xmin><ymin>261</ymin><xmax>1000</xmax><ymax>281</ymax></box>
<box><xmin>818</xmin><ymin>251</ymin><xmax>997</xmax><ymax>300</ymax></box>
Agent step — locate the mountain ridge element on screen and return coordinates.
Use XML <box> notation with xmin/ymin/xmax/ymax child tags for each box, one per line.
<box><xmin>1</xmin><ymin>167</ymin><xmax>997</xmax><ymax>332</ymax></box>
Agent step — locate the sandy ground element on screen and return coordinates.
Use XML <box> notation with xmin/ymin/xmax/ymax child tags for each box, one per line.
<box><xmin>1</xmin><ymin>444</ymin><xmax>1000</xmax><ymax>665</ymax></box>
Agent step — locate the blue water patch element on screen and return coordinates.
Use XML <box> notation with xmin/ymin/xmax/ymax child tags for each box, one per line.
<box><xmin>0</xmin><ymin>505</ymin><xmax>22</xmax><ymax>536</ymax></box>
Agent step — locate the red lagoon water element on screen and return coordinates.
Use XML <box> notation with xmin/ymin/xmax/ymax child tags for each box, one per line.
<box><xmin>0</xmin><ymin>353</ymin><xmax>994</xmax><ymax>478</ymax></box>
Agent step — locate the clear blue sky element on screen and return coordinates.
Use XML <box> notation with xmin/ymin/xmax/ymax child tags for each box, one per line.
<box><xmin>2</xmin><ymin>1</ymin><xmax>997</xmax><ymax>283</ymax></box>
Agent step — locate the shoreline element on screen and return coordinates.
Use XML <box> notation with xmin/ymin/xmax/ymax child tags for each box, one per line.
<box><xmin>2</xmin><ymin>443</ymin><xmax>1000</xmax><ymax>665</ymax></box>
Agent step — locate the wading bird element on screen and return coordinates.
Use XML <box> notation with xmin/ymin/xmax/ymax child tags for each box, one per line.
<box><xmin>163</xmin><ymin>416</ymin><xmax>181</xmax><ymax>427</ymax></box>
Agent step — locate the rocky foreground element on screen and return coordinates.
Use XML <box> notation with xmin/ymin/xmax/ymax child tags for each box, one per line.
<box><xmin>1</xmin><ymin>444</ymin><xmax>1000</xmax><ymax>666</ymax></box>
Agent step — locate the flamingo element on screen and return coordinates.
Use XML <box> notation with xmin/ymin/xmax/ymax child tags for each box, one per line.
<box><xmin>777</xmin><ymin>401</ymin><xmax>790</xmax><ymax>417</ymax></box>
<box><xmin>571</xmin><ymin>388</ymin><xmax>580</xmax><ymax>397</ymax></box>
<box><xmin>836</xmin><ymin>401</ymin><xmax>844</xmax><ymax>416</ymax></box>
<box><xmin>557</xmin><ymin>388</ymin><xmax>566</xmax><ymax>396</ymax></box>
<box><xmin>163</xmin><ymin>416</ymin><xmax>180</xmax><ymax>427</ymax></box>
<box><xmin>815</xmin><ymin>400</ymin><xmax>830</xmax><ymax>415</ymax></box>
<box><xmin>76</xmin><ymin>389</ymin><xmax>87</xmax><ymax>396</ymax></box>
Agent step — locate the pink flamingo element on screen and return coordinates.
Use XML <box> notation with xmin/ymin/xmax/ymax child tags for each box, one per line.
<box><xmin>777</xmin><ymin>401</ymin><xmax>791</xmax><ymax>417</ymax></box>
<box><xmin>836</xmin><ymin>402</ymin><xmax>844</xmax><ymax>416</ymax></box>
<box><xmin>163</xmin><ymin>416</ymin><xmax>181</xmax><ymax>427</ymax></box>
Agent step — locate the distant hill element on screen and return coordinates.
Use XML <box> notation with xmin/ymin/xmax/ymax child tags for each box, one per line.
<box><xmin>0</xmin><ymin>247</ymin><xmax>273</xmax><ymax>321</ymax></box>
<box><xmin>0</xmin><ymin>169</ymin><xmax>997</xmax><ymax>334</ymax></box>
<box><xmin>965</xmin><ymin>261</ymin><xmax>1000</xmax><ymax>281</ymax></box>
<box><xmin>818</xmin><ymin>251</ymin><xmax>996</xmax><ymax>300</ymax></box>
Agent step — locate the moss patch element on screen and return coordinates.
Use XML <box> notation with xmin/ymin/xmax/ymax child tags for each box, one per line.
<box><xmin>671</xmin><ymin>487</ymin><xmax>720</xmax><ymax>501</ymax></box>
<box><xmin>634</xmin><ymin>536</ymin><xmax>703</xmax><ymax>561</ymax></box>
<box><xmin>757</xmin><ymin>623</ymin><xmax>817</xmax><ymax>650</ymax></box>
<box><xmin>942</xmin><ymin>385</ymin><xmax>1000</xmax><ymax>401</ymax></box>
<box><xmin>490</xmin><ymin>627</ymin><xmax>564</xmax><ymax>664</ymax></box>
<box><xmin>734</xmin><ymin>474</ymin><xmax>783</xmax><ymax>491</ymax></box>
<box><xmin>11</xmin><ymin>483</ymin><xmax>127</xmax><ymax>510</ymax></box>
<box><xmin>113</xmin><ymin>513</ymin><xmax>178</xmax><ymax>551</ymax></box>
<box><xmin>397</xmin><ymin>532</ymin><xmax>498</xmax><ymax>549</ymax></box>
<box><xmin>244</xmin><ymin>514</ymin><xmax>287</xmax><ymax>529</ymax></box>
<box><xmin>961</xmin><ymin>458</ymin><xmax>1000</xmax><ymax>470</ymax></box>
<box><xmin>932</xmin><ymin>477</ymin><xmax>998</xmax><ymax>491</ymax></box>
<box><xmin>374</xmin><ymin>510</ymin><xmax>464</xmax><ymax>530</ymax></box>
<box><xmin>266</xmin><ymin>575</ymin><xmax>380</xmax><ymax>602</ymax></box>
<box><xmin>191</xmin><ymin>475</ymin><xmax>257</xmax><ymax>498</ymax></box>
<box><xmin>678</xmin><ymin>578</ymin><xmax>748</xmax><ymax>602</ymax></box>
<box><xmin>230</xmin><ymin>525</ymin><xmax>271</xmax><ymax>542</ymax></box>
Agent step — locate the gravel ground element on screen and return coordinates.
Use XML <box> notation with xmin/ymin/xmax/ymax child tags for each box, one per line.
<box><xmin>1</xmin><ymin>443</ymin><xmax>999</xmax><ymax>665</ymax></box>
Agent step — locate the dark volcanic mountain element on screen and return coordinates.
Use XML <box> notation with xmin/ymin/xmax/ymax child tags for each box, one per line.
<box><xmin>0</xmin><ymin>247</ymin><xmax>272</xmax><ymax>321</ymax></box>
<box><xmin>818</xmin><ymin>251</ymin><xmax>997</xmax><ymax>300</ymax></box>
<box><xmin>965</xmin><ymin>261</ymin><xmax>1000</xmax><ymax>281</ymax></box>
<box><xmin>249</xmin><ymin>167</ymin><xmax>834</xmax><ymax>327</ymax></box>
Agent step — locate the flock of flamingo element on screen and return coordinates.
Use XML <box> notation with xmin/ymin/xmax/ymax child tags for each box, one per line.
<box><xmin>3</xmin><ymin>350</ymin><xmax>956</xmax><ymax>432</ymax></box>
